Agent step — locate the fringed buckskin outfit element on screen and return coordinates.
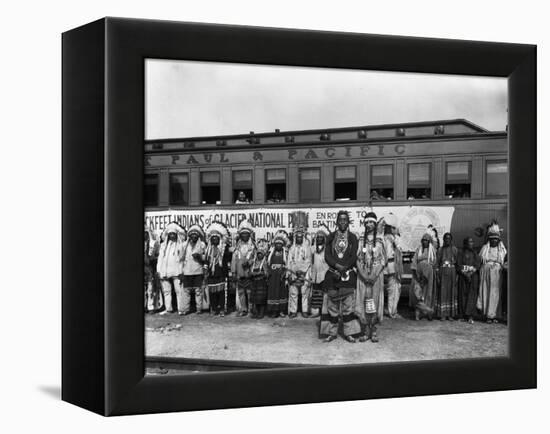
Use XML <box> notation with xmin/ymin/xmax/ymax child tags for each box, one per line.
<box><xmin>157</xmin><ymin>223</ymin><xmax>186</xmax><ymax>313</ymax></box>
<box><xmin>356</xmin><ymin>233</ymin><xmax>386</xmax><ymax>340</ymax></box>
<box><xmin>231</xmin><ymin>220</ymin><xmax>256</xmax><ymax>315</ymax></box>
<box><xmin>383</xmin><ymin>232</ymin><xmax>403</xmax><ymax>318</ymax></box>
<box><xmin>181</xmin><ymin>226</ymin><xmax>207</xmax><ymax>314</ymax></box>
<box><xmin>477</xmin><ymin>223</ymin><xmax>507</xmax><ymax>321</ymax></box>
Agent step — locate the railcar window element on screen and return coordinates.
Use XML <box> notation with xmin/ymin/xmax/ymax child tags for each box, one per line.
<box><xmin>201</xmin><ymin>171</ymin><xmax>221</xmax><ymax>205</ymax></box>
<box><xmin>299</xmin><ymin>168</ymin><xmax>321</xmax><ymax>203</ymax></box>
<box><xmin>144</xmin><ymin>174</ymin><xmax>159</xmax><ymax>207</ymax></box>
<box><xmin>371</xmin><ymin>164</ymin><xmax>394</xmax><ymax>200</ymax></box>
<box><xmin>334</xmin><ymin>166</ymin><xmax>357</xmax><ymax>201</ymax></box>
<box><xmin>486</xmin><ymin>161</ymin><xmax>508</xmax><ymax>197</ymax></box>
<box><xmin>445</xmin><ymin>162</ymin><xmax>471</xmax><ymax>199</ymax></box>
<box><xmin>233</xmin><ymin>170</ymin><xmax>253</xmax><ymax>203</ymax></box>
<box><xmin>266</xmin><ymin>168</ymin><xmax>286</xmax><ymax>203</ymax></box>
<box><xmin>169</xmin><ymin>173</ymin><xmax>189</xmax><ymax>206</ymax></box>
<box><xmin>407</xmin><ymin>163</ymin><xmax>431</xmax><ymax>200</ymax></box>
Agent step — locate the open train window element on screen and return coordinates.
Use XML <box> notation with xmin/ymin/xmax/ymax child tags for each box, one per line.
<box><xmin>407</xmin><ymin>163</ymin><xmax>431</xmax><ymax>199</ymax></box>
<box><xmin>169</xmin><ymin>173</ymin><xmax>189</xmax><ymax>206</ymax></box>
<box><xmin>144</xmin><ymin>173</ymin><xmax>159</xmax><ymax>207</ymax></box>
<box><xmin>334</xmin><ymin>166</ymin><xmax>357</xmax><ymax>201</ymax></box>
<box><xmin>486</xmin><ymin>160</ymin><xmax>508</xmax><ymax>197</ymax></box>
<box><xmin>201</xmin><ymin>171</ymin><xmax>220</xmax><ymax>205</ymax></box>
<box><xmin>445</xmin><ymin>161</ymin><xmax>471</xmax><ymax>198</ymax></box>
<box><xmin>371</xmin><ymin>164</ymin><xmax>393</xmax><ymax>200</ymax></box>
<box><xmin>299</xmin><ymin>168</ymin><xmax>321</xmax><ymax>203</ymax></box>
<box><xmin>233</xmin><ymin>170</ymin><xmax>253</xmax><ymax>203</ymax></box>
<box><xmin>265</xmin><ymin>168</ymin><xmax>286</xmax><ymax>203</ymax></box>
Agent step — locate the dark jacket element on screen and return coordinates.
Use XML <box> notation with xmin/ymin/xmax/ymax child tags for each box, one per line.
<box><xmin>324</xmin><ymin>230</ymin><xmax>359</xmax><ymax>295</ymax></box>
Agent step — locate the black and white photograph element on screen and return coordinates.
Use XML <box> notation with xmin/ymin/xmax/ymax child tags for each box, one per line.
<box><xmin>143</xmin><ymin>60</ymin><xmax>509</xmax><ymax>371</ymax></box>
<box><xmin>2</xmin><ymin>0</ymin><xmax>543</xmax><ymax>427</ymax></box>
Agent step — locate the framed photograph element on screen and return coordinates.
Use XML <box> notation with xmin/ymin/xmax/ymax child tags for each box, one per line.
<box><xmin>62</xmin><ymin>18</ymin><xmax>536</xmax><ymax>416</ymax></box>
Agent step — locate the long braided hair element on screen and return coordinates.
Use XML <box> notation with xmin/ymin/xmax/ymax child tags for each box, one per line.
<box><xmin>362</xmin><ymin>211</ymin><xmax>378</xmax><ymax>248</ymax></box>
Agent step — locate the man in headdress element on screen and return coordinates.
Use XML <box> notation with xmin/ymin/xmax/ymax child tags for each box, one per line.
<box><xmin>224</xmin><ymin>236</ymin><xmax>236</xmax><ymax>314</ymax></box>
<box><xmin>477</xmin><ymin>221</ymin><xmax>507</xmax><ymax>323</ymax></box>
<box><xmin>309</xmin><ymin>224</ymin><xmax>330</xmax><ymax>319</ymax></box>
<box><xmin>287</xmin><ymin>211</ymin><xmax>312</xmax><ymax>318</ymax></box>
<box><xmin>156</xmin><ymin>222</ymin><xmax>186</xmax><ymax>315</ymax></box>
<box><xmin>204</xmin><ymin>222</ymin><xmax>232</xmax><ymax>316</ymax></box>
<box><xmin>383</xmin><ymin>213</ymin><xmax>403</xmax><ymax>319</ymax></box>
<box><xmin>144</xmin><ymin>226</ymin><xmax>160</xmax><ymax>313</ymax></box>
<box><xmin>410</xmin><ymin>226</ymin><xmax>438</xmax><ymax>320</ymax></box>
<box><xmin>267</xmin><ymin>230</ymin><xmax>289</xmax><ymax>318</ymax></box>
<box><xmin>180</xmin><ymin>224</ymin><xmax>207</xmax><ymax>315</ymax></box>
<box><xmin>231</xmin><ymin>220</ymin><xmax>256</xmax><ymax>316</ymax></box>
<box><xmin>356</xmin><ymin>211</ymin><xmax>386</xmax><ymax>342</ymax></box>
<box><xmin>319</xmin><ymin>210</ymin><xmax>362</xmax><ymax>343</ymax></box>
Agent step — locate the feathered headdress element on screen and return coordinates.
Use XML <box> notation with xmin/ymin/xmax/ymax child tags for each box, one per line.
<box><xmin>161</xmin><ymin>222</ymin><xmax>187</xmax><ymax>241</ymax></box>
<box><xmin>256</xmin><ymin>238</ymin><xmax>269</xmax><ymax>255</ymax></box>
<box><xmin>480</xmin><ymin>220</ymin><xmax>507</xmax><ymax>263</ymax></box>
<box><xmin>268</xmin><ymin>230</ymin><xmax>289</xmax><ymax>264</ymax></box>
<box><xmin>315</xmin><ymin>223</ymin><xmax>331</xmax><ymax>238</ymax></box>
<box><xmin>187</xmin><ymin>224</ymin><xmax>205</xmax><ymax>239</ymax></box>
<box><xmin>272</xmin><ymin>229</ymin><xmax>290</xmax><ymax>247</ymax></box>
<box><xmin>205</xmin><ymin>221</ymin><xmax>229</xmax><ymax>244</ymax></box>
<box><xmin>290</xmin><ymin>210</ymin><xmax>309</xmax><ymax>235</ymax></box>
<box><xmin>417</xmin><ymin>225</ymin><xmax>438</xmax><ymax>263</ymax></box>
<box><xmin>237</xmin><ymin>219</ymin><xmax>254</xmax><ymax>235</ymax></box>
<box><xmin>422</xmin><ymin>225</ymin><xmax>439</xmax><ymax>248</ymax></box>
<box><xmin>204</xmin><ymin>222</ymin><xmax>229</xmax><ymax>271</ymax></box>
<box><xmin>376</xmin><ymin>217</ymin><xmax>386</xmax><ymax>238</ymax></box>
<box><xmin>487</xmin><ymin>220</ymin><xmax>502</xmax><ymax>240</ymax></box>
<box><xmin>158</xmin><ymin>222</ymin><xmax>186</xmax><ymax>262</ymax></box>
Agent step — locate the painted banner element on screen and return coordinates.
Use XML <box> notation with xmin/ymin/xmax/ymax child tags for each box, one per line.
<box><xmin>145</xmin><ymin>206</ymin><xmax>454</xmax><ymax>252</ymax></box>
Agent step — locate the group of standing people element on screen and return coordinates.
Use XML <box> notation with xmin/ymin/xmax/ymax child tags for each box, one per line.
<box><xmin>144</xmin><ymin>211</ymin><xmax>507</xmax><ymax>344</ymax></box>
<box><xmin>410</xmin><ymin>221</ymin><xmax>507</xmax><ymax>324</ymax></box>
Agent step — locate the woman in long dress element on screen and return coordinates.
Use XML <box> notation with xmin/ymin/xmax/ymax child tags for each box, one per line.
<box><xmin>435</xmin><ymin>232</ymin><xmax>458</xmax><ymax>320</ymax></box>
<box><xmin>267</xmin><ymin>231</ymin><xmax>289</xmax><ymax>318</ymax></box>
<box><xmin>250</xmin><ymin>239</ymin><xmax>269</xmax><ymax>319</ymax></box>
<box><xmin>410</xmin><ymin>228</ymin><xmax>438</xmax><ymax>320</ymax></box>
<box><xmin>355</xmin><ymin>212</ymin><xmax>386</xmax><ymax>342</ymax></box>
<box><xmin>457</xmin><ymin>236</ymin><xmax>481</xmax><ymax>323</ymax></box>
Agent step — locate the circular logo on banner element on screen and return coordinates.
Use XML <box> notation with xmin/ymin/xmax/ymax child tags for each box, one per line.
<box><xmin>400</xmin><ymin>207</ymin><xmax>443</xmax><ymax>252</ymax></box>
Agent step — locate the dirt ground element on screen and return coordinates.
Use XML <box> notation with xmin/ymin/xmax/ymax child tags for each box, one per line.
<box><xmin>145</xmin><ymin>306</ymin><xmax>508</xmax><ymax>367</ymax></box>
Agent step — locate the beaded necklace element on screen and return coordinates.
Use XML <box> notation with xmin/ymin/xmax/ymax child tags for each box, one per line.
<box><xmin>334</xmin><ymin>230</ymin><xmax>349</xmax><ymax>259</ymax></box>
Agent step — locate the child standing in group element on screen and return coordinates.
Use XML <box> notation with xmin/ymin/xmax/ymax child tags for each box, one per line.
<box><xmin>250</xmin><ymin>239</ymin><xmax>270</xmax><ymax>319</ymax></box>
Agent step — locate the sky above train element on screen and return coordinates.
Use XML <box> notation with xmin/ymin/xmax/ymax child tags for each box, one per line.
<box><xmin>145</xmin><ymin>59</ymin><xmax>507</xmax><ymax>140</ymax></box>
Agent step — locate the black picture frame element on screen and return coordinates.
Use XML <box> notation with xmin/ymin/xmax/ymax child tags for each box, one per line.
<box><xmin>62</xmin><ymin>17</ymin><xmax>536</xmax><ymax>416</ymax></box>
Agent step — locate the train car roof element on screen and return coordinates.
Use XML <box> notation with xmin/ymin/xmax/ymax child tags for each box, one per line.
<box><xmin>145</xmin><ymin>118</ymin><xmax>503</xmax><ymax>144</ymax></box>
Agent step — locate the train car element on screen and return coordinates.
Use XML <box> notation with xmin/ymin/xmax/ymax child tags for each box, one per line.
<box><xmin>144</xmin><ymin>118</ymin><xmax>508</xmax><ymax>252</ymax></box>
